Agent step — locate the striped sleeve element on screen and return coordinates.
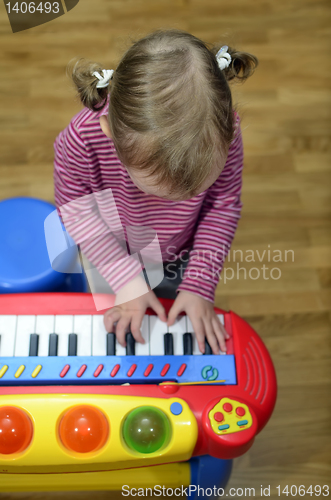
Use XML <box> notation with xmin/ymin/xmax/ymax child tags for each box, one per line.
<box><xmin>177</xmin><ymin>118</ymin><xmax>244</xmax><ymax>302</ymax></box>
<box><xmin>53</xmin><ymin>121</ymin><xmax>143</xmax><ymax>293</ymax></box>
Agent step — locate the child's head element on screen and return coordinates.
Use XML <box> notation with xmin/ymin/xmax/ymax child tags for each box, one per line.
<box><xmin>69</xmin><ymin>29</ymin><xmax>258</xmax><ymax>200</ymax></box>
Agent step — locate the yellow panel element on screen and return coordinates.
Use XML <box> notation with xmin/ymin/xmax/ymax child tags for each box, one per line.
<box><xmin>208</xmin><ymin>397</ymin><xmax>252</xmax><ymax>435</ymax></box>
<box><xmin>0</xmin><ymin>462</ymin><xmax>191</xmax><ymax>492</ymax></box>
<box><xmin>0</xmin><ymin>394</ymin><xmax>197</xmax><ymax>473</ymax></box>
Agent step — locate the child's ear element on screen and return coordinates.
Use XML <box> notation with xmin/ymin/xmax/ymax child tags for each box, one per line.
<box><xmin>99</xmin><ymin>115</ymin><xmax>112</xmax><ymax>138</ymax></box>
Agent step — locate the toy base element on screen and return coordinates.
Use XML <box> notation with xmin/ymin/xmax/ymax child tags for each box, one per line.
<box><xmin>0</xmin><ymin>456</ymin><xmax>232</xmax><ymax>497</ymax></box>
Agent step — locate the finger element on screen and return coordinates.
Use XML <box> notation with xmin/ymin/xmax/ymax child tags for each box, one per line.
<box><xmin>167</xmin><ymin>299</ymin><xmax>184</xmax><ymax>326</ymax></box>
<box><xmin>190</xmin><ymin>317</ymin><xmax>205</xmax><ymax>354</ymax></box>
<box><xmin>115</xmin><ymin>316</ymin><xmax>131</xmax><ymax>346</ymax></box>
<box><xmin>149</xmin><ymin>294</ymin><xmax>167</xmax><ymax>323</ymax></box>
<box><xmin>212</xmin><ymin>317</ymin><xmax>228</xmax><ymax>352</ymax></box>
<box><xmin>130</xmin><ymin>310</ymin><xmax>146</xmax><ymax>344</ymax></box>
<box><xmin>104</xmin><ymin>308</ymin><xmax>121</xmax><ymax>332</ymax></box>
<box><xmin>203</xmin><ymin>317</ymin><xmax>220</xmax><ymax>355</ymax></box>
<box><xmin>218</xmin><ymin>318</ymin><xmax>231</xmax><ymax>339</ymax></box>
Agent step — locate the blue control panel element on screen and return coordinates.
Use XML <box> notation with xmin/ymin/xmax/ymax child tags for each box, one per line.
<box><xmin>0</xmin><ymin>355</ymin><xmax>236</xmax><ymax>386</ymax></box>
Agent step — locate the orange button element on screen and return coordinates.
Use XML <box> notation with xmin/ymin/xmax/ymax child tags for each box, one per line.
<box><xmin>59</xmin><ymin>405</ymin><xmax>109</xmax><ymax>453</ymax></box>
<box><xmin>236</xmin><ymin>406</ymin><xmax>246</xmax><ymax>417</ymax></box>
<box><xmin>214</xmin><ymin>412</ymin><xmax>224</xmax><ymax>422</ymax></box>
<box><xmin>223</xmin><ymin>403</ymin><xmax>233</xmax><ymax>412</ymax></box>
<box><xmin>0</xmin><ymin>406</ymin><xmax>33</xmax><ymax>455</ymax></box>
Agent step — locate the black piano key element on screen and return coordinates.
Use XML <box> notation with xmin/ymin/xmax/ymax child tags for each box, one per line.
<box><xmin>183</xmin><ymin>332</ymin><xmax>193</xmax><ymax>355</ymax></box>
<box><xmin>29</xmin><ymin>334</ymin><xmax>39</xmax><ymax>356</ymax></box>
<box><xmin>164</xmin><ymin>333</ymin><xmax>174</xmax><ymax>355</ymax></box>
<box><xmin>204</xmin><ymin>338</ymin><xmax>213</xmax><ymax>355</ymax></box>
<box><xmin>68</xmin><ymin>333</ymin><xmax>78</xmax><ymax>356</ymax></box>
<box><xmin>107</xmin><ymin>332</ymin><xmax>116</xmax><ymax>355</ymax></box>
<box><xmin>48</xmin><ymin>333</ymin><xmax>58</xmax><ymax>356</ymax></box>
<box><xmin>126</xmin><ymin>332</ymin><xmax>135</xmax><ymax>355</ymax></box>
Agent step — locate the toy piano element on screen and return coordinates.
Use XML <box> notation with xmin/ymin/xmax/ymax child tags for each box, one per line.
<box><xmin>0</xmin><ymin>293</ymin><xmax>277</xmax><ymax>493</ymax></box>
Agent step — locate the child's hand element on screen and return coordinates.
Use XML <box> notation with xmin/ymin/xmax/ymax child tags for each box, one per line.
<box><xmin>167</xmin><ymin>290</ymin><xmax>230</xmax><ymax>354</ymax></box>
<box><xmin>103</xmin><ymin>275</ymin><xmax>167</xmax><ymax>346</ymax></box>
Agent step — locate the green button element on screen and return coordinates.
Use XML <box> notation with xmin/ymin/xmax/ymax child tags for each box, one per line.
<box><xmin>201</xmin><ymin>365</ymin><xmax>219</xmax><ymax>381</ymax></box>
<box><xmin>123</xmin><ymin>406</ymin><xmax>171</xmax><ymax>454</ymax></box>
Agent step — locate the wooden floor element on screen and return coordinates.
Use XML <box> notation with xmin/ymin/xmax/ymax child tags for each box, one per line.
<box><xmin>0</xmin><ymin>0</ymin><xmax>330</xmax><ymax>498</ymax></box>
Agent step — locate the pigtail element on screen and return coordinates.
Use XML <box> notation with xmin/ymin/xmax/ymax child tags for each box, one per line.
<box><xmin>211</xmin><ymin>45</ymin><xmax>258</xmax><ymax>82</ymax></box>
<box><xmin>67</xmin><ymin>57</ymin><xmax>109</xmax><ymax>111</ymax></box>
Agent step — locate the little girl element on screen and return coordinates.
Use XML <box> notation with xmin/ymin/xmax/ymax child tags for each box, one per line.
<box><xmin>54</xmin><ymin>29</ymin><xmax>258</xmax><ymax>354</ymax></box>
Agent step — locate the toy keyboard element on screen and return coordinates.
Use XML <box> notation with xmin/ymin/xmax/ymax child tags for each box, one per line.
<box><xmin>0</xmin><ymin>293</ymin><xmax>277</xmax><ymax>479</ymax></box>
<box><xmin>0</xmin><ymin>295</ymin><xmax>235</xmax><ymax>386</ymax></box>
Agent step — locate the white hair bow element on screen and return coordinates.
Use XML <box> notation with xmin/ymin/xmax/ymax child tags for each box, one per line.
<box><xmin>92</xmin><ymin>69</ymin><xmax>114</xmax><ymax>88</ymax></box>
<box><xmin>216</xmin><ymin>46</ymin><xmax>232</xmax><ymax>71</ymax></box>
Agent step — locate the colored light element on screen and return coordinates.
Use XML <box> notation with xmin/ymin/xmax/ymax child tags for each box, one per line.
<box><xmin>0</xmin><ymin>406</ymin><xmax>33</xmax><ymax>455</ymax></box>
<box><xmin>123</xmin><ymin>406</ymin><xmax>171</xmax><ymax>454</ymax></box>
<box><xmin>59</xmin><ymin>405</ymin><xmax>109</xmax><ymax>453</ymax></box>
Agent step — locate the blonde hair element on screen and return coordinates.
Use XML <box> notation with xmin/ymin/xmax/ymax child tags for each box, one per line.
<box><xmin>68</xmin><ymin>29</ymin><xmax>258</xmax><ymax>198</ymax></box>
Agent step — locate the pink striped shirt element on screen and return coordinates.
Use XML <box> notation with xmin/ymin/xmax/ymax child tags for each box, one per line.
<box><xmin>53</xmin><ymin>103</ymin><xmax>244</xmax><ymax>303</ymax></box>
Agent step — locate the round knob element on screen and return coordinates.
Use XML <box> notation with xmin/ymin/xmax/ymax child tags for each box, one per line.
<box><xmin>214</xmin><ymin>412</ymin><xmax>224</xmax><ymax>422</ymax></box>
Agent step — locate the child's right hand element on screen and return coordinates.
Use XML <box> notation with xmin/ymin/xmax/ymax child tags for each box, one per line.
<box><xmin>103</xmin><ymin>275</ymin><xmax>167</xmax><ymax>347</ymax></box>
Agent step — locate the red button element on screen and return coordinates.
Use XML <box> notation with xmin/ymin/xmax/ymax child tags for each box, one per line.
<box><xmin>76</xmin><ymin>364</ymin><xmax>87</xmax><ymax>378</ymax></box>
<box><xmin>160</xmin><ymin>364</ymin><xmax>170</xmax><ymax>377</ymax></box>
<box><xmin>223</xmin><ymin>403</ymin><xmax>233</xmax><ymax>412</ymax></box>
<box><xmin>177</xmin><ymin>363</ymin><xmax>187</xmax><ymax>377</ymax></box>
<box><xmin>127</xmin><ymin>364</ymin><xmax>137</xmax><ymax>377</ymax></box>
<box><xmin>236</xmin><ymin>406</ymin><xmax>246</xmax><ymax>417</ymax></box>
<box><xmin>214</xmin><ymin>412</ymin><xmax>224</xmax><ymax>422</ymax></box>
<box><xmin>144</xmin><ymin>364</ymin><xmax>154</xmax><ymax>377</ymax></box>
<box><xmin>93</xmin><ymin>364</ymin><xmax>104</xmax><ymax>377</ymax></box>
<box><xmin>60</xmin><ymin>364</ymin><xmax>70</xmax><ymax>378</ymax></box>
<box><xmin>110</xmin><ymin>364</ymin><xmax>120</xmax><ymax>377</ymax></box>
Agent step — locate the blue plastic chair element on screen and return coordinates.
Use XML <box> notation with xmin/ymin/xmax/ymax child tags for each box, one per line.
<box><xmin>0</xmin><ymin>197</ymin><xmax>87</xmax><ymax>293</ymax></box>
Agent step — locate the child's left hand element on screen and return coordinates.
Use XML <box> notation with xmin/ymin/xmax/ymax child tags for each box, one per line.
<box><xmin>167</xmin><ymin>290</ymin><xmax>230</xmax><ymax>354</ymax></box>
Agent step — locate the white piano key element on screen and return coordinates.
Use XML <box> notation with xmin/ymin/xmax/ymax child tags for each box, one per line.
<box><xmin>218</xmin><ymin>314</ymin><xmax>225</xmax><ymax>325</ymax></box>
<box><xmin>0</xmin><ymin>316</ymin><xmax>17</xmax><ymax>357</ymax></box>
<box><xmin>35</xmin><ymin>316</ymin><xmax>55</xmax><ymax>356</ymax></box>
<box><xmin>74</xmin><ymin>315</ymin><xmax>92</xmax><ymax>356</ymax></box>
<box><xmin>186</xmin><ymin>317</ymin><xmax>202</xmax><ymax>355</ymax></box>
<box><xmin>150</xmin><ymin>316</ymin><xmax>168</xmax><ymax>355</ymax></box>
<box><xmin>168</xmin><ymin>315</ymin><xmax>187</xmax><ymax>355</ymax></box>
<box><xmin>217</xmin><ymin>314</ymin><xmax>227</xmax><ymax>354</ymax></box>
<box><xmin>92</xmin><ymin>315</ymin><xmax>107</xmax><ymax>356</ymax></box>
<box><xmin>135</xmin><ymin>314</ymin><xmax>150</xmax><ymax>355</ymax></box>
<box><xmin>54</xmin><ymin>316</ymin><xmax>74</xmax><ymax>356</ymax></box>
<box><xmin>116</xmin><ymin>339</ymin><xmax>126</xmax><ymax>357</ymax></box>
<box><xmin>15</xmin><ymin>316</ymin><xmax>36</xmax><ymax>357</ymax></box>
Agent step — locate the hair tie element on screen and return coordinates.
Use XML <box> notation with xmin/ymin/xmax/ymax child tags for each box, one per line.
<box><xmin>216</xmin><ymin>46</ymin><xmax>232</xmax><ymax>71</ymax></box>
<box><xmin>92</xmin><ymin>69</ymin><xmax>114</xmax><ymax>88</ymax></box>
